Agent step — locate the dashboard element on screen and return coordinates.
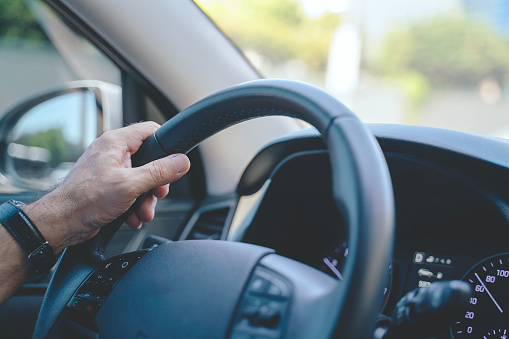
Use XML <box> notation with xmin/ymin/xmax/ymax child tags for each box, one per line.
<box><xmin>229</xmin><ymin>124</ymin><xmax>509</xmax><ymax>339</ymax></box>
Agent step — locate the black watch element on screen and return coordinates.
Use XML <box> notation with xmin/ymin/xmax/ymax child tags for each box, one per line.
<box><xmin>0</xmin><ymin>200</ymin><xmax>57</xmax><ymax>276</ymax></box>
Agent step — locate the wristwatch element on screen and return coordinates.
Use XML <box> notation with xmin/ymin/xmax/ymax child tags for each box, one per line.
<box><xmin>0</xmin><ymin>200</ymin><xmax>57</xmax><ymax>276</ymax></box>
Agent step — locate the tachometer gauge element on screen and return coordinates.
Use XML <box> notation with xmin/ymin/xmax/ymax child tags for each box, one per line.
<box><xmin>319</xmin><ymin>240</ymin><xmax>392</xmax><ymax>311</ymax></box>
<box><xmin>320</xmin><ymin>241</ymin><xmax>349</xmax><ymax>280</ymax></box>
<box><xmin>451</xmin><ymin>253</ymin><xmax>509</xmax><ymax>338</ymax></box>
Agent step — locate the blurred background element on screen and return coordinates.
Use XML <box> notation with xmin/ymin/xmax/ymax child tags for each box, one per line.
<box><xmin>198</xmin><ymin>0</ymin><xmax>509</xmax><ymax>138</ymax></box>
<box><xmin>1</xmin><ymin>0</ymin><xmax>509</xmax><ymax>140</ymax></box>
<box><xmin>0</xmin><ymin>0</ymin><xmax>120</xmax><ymax>111</ymax></box>
<box><xmin>0</xmin><ymin>0</ymin><xmax>119</xmax><ymax>191</ymax></box>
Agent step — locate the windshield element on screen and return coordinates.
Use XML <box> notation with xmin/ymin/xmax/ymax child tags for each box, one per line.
<box><xmin>198</xmin><ymin>0</ymin><xmax>509</xmax><ymax>138</ymax></box>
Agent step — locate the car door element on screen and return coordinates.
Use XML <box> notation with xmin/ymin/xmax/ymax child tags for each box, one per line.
<box><xmin>0</xmin><ymin>1</ymin><xmax>199</xmax><ymax>337</ymax></box>
<box><xmin>0</xmin><ymin>2</ymin><xmax>122</xmax><ymax>337</ymax></box>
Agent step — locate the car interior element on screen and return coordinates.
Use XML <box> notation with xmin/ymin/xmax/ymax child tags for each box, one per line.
<box><xmin>0</xmin><ymin>0</ymin><xmax>508</xmax><ymax>338</ymax></box>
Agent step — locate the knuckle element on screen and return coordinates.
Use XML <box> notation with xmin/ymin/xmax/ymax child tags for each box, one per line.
<box><xmin>130</xmin><ymin>121</ymin><xmax>160</xmax><ymax>132</ymax></box>
<box><xmin>99</xmin><ymin>130</ymin><xmax>116</xmax><ymax>143</ymax></box>
<box><xmin>139</xmin><ymin>121</ymin><xmax>161</xmax><ymax>135</ymax></box>
<box><xmin>148</xmin><ymin>161</ymin><xmax>170</xmax><ymax>184</ymax></box>
<box><xmin>145</xmin><ymin>121</ymin><xmax>161</xmax><ymax>129</ymax></box>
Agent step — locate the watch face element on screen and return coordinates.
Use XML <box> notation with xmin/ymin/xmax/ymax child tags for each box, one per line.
<box><xmin>28</xmin><ymin>242</ymin><xmax>57</xmax><ymax>276</ymax></box>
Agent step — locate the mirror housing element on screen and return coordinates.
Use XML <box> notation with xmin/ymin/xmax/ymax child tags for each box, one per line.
<box><xmin>0</xmin><ymin>81</ymin><xmax>122</xmax><ymax>191</ymax></box>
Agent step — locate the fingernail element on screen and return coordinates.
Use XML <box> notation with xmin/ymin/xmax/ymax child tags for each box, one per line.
<box><xmin>170</xmin><ymin>154</ymin><xmax>189</xmax><ymax>174</ymax></box>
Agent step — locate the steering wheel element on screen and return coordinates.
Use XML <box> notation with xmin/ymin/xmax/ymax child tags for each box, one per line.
<box><xmin>33</xmin><ymin>79</ymin><xmax>394</xmax><ymax>339</ymax></box>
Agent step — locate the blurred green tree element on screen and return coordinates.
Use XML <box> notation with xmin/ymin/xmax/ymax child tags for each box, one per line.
<box><xmin>375</xmin><ymin>15</ymin><xmax>509</xmax><ymax>87</ymax></box>
<box><xmin>200</xmin><ymin>0</ymin><xmax>340</xmax><ymax>72</ymax></box>
<box><xmin>0</xmin><ymin>0</ymin><xmax>47</xmax><ymax>43</ymax></box>
<box><xmin>23</xmin><ymin>129</ymin><xmax>68</xmax><ymax>167</ymax></box>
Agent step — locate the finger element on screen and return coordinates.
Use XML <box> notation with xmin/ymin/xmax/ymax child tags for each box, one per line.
<box><xmin>130</xmin><ymin>154</ymin><xmax>190</xmax><ymax>195</ymax></box>
<box><xmin>136</xmin><ymin>193</ymin><xmax>158</xmax><ymax>223</ymax></box>
<box><xmin>126</xmin><ymin>212</ymin><xmax>142</xmax><ymax>229</ymax></box>
<box><xmin>151</xmin><ymin>184</ymin><xmax>169</xmax><ymax>199</ymax></box>
<box><xmin>108</xmin><ymin>121</ymin><xmax>161</xmax><ymax>154</ymax></box>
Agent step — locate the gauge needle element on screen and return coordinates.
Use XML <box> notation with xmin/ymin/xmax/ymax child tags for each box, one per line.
<box><xmin>323</xmin><ymin>257</ymin><xmax>343</xmax><ymax>280</ymax></box>
<box><xmin>475</xmin><ymin>273</ymin><xmax>503</xmax><ymax>313</ymax></box>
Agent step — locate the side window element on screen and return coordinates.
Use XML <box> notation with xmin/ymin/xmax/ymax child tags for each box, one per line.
<box><xmin>0</xmin><ymin>0</ymin><xmax>121</xmax><ymax>193</ymax></box>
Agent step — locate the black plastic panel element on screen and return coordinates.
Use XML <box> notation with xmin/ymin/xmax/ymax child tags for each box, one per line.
<box><xmin>64</xmin><ymin>250</ymin><xmax>148</xmax><ymax>330</ymax></box>
<box><xmin>230</xmin><ymin>267</ymin><xmax>292</xmax><ymax>339</ymax></box>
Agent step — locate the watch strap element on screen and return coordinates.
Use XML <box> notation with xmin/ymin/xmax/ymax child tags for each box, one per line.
<box><xmin>0</xmin><ymin>200</ymin><xmax>57</xmax><ymax>275</ymax></box>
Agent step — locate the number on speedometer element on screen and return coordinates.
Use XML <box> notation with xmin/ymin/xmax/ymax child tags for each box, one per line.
<box><xmin>451</xmin><ymin>253</ymin><xmax>509</xmax><ymax>338</ymax></box>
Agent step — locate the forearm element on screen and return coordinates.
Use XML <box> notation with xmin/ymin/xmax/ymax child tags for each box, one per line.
<box><xmin>0</xmin><ymin>224</ymin><xmax>30</xmax><ymax>305</ymax></box>
<box><xmin>0</xmin><ymin>195</ymin><xmax>71</xmax><ymax>305</ymax></box>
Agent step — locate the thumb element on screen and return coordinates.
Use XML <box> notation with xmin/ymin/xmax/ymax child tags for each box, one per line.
<box><xmin>130</xmin><ymin>153</ymin><xmax>190</xmax><ymax>194</ymax></box>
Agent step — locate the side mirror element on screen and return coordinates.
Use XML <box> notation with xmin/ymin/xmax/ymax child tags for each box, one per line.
<box><xmin>0</xmin><ymin>81</ymin><xmax>122</xmax><ymax>191</ymax></box>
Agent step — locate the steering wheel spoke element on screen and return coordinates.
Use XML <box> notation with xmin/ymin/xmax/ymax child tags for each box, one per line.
<box><xmin>71</xmin><ymin>241</ymin><xmax>272</xmax><ymax>338</ymax></box>
<box><xmin>230</xmin><ymin>254</ymin><xmax>342</xmax><ymax>339</ymax></box>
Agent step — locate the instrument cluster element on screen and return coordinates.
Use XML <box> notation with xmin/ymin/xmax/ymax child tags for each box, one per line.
<box><xmin>236</xmin><ymin>135</ymin><xmax>509</xmax><ymax>338</ymax></box>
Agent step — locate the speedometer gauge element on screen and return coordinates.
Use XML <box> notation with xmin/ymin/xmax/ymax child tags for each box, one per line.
<box><xmin>451</xmin><ymin>253</ymin><xmax>509</xmax><ymax>338</ymax></box>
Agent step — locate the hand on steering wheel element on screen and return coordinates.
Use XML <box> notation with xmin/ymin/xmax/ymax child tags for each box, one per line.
<box><xmin>23</xmin><ymin>122</ymin><xmax>190</xmax><ymax>253</ymax></box>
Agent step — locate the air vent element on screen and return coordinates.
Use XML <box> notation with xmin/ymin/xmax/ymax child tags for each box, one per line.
<box><xmin>187</xmin><ymin>207</ymin><xmax>230</xmax><ymax>240</ymax></box>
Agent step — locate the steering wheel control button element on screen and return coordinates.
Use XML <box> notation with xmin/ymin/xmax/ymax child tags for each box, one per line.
<box><xmin>89</xmin><ymin>272</ymin><xmax>106</xmax><ymax>282</ymax></box>
<box><xmin>66</xmin><ymin>297</ymin><xmax>100</xmax><ymax>318</ymax></box>
<box><xmin>250</xmin><ymin>275</ymin><xmax>269</xmax><ymax>294</ymax></box>
<box><xmin>66</xmin><ymin>250</ymin><xmax>149</xmax><ymax>326</ymax></box>
<box><xmin>83</xmin><ymin>272</ymin><xmax>121</xmax><ymax>296</ymax></box>
<box><xmin>101</xmin><ymin>252</ymin><xmax>145</xmax><ymax>273</ymax></box>
<box><xmin>265</xmin><ymin>277</ymin><xmax>290</xmax><ymax>299</ymax></box>
<box><xmin>110</xmin><ymin>258</ymin><xmax>133</xmax><ymax>273</ymax></box>
<box><xmin>101</xmin><ymin>261</ymin><xmax>114</xmax><ymax>271</ymax></box>
<box><xmin>243</xmin><ymin>305</ymin><xmax>259</xmax><ymax>318</ymax></box>
<box><xmin>265</xmin><ymin>284</ymin><xmax>282</xmax><ymax>298</ymax></box>
<box><xmin>77</xmin><ymin>292</ymin><xmax>104</xmax><ymax>303</ymax></box>
<box><xmin>231</xmin><ymin>267</ymin><xmax>291</xmax><ymax>339</ymax></box>
<box><xmin>249</xmin><ymin>305</ymin><xmax>281</xmax><ymax>329</ymax></box>
<box><xmin>248</xmin><ymin>269</ymin><xmax>290</xmax><ymax>300</ymax></box>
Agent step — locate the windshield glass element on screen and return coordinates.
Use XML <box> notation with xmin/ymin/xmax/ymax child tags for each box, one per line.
<box><xmin>198</xmin><ymin>0</ymin><xmax>509</xmax><ymax>138</ymax></box>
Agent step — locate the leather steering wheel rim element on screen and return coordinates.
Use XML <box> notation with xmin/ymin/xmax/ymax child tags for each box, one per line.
<box><xmin>34</xmin><ymin>79</ymin><xmax>394</xmax><ymax>339</ymax></box>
